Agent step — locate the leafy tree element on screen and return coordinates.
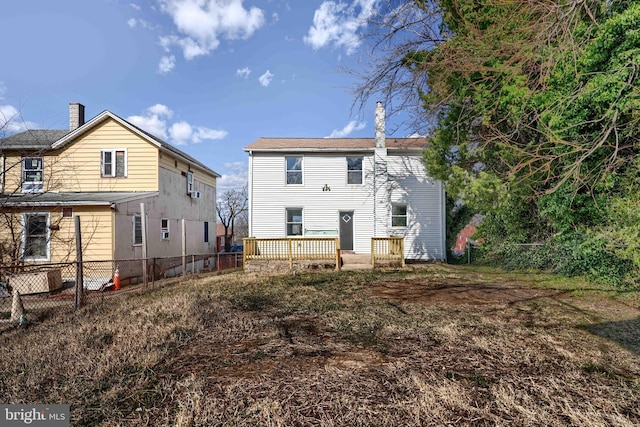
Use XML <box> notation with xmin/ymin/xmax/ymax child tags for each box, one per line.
<box><xmin>357</xmin><ymin>0</ymin><xmax>640</xmax><ymax>284</ymax></box>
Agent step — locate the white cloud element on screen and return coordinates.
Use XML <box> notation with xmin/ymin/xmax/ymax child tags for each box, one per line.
<box><xmin>272</xmin><ymin>12</ymin><xmax>279</xmax><ymax>22</ymax></box>
<box><xmin>129</xmin><ymin>18</ymin><xmax>158</xmax><ymax>30</ymax></box>
<box><xmin>0</xmin><ymin>105</ymin><xmax>39</xmax><ymax>135</ymax></box>
<box><xmin>304</xmin><ymin>0</ymin><xmax>377</xmax><ymax>54</ymax></box>
<box><xmin>169</xmin><ymin>121</ymin><xmax>193</xmax><ymax>145</ymax></box>
<box><xmin>147</xmin><ymin>103</ymin><xmax>173</xmax><ymax>117</ymax></box>
<box><xmin>192</xmin><ymin>127</ymin><xmax>228</xmax><ymax>143</ymax></box>
<box><xmin>0</xmin><ymin>82</ymin><xmax>6</xmax><ymax>100</ymax></box>
<box><xmin>128</xmin><ymin>105</ymin><xmax>227</xmax><ymax>145</ymax></box>
<box><xmin>217</xmin><ymin>161</ymin><xmax>247</xmax><ymax>194</ymax></box>
<box><xmin>258</xmin><ymin>70</ymin><xmax>274</xmax><ymax>87</ymax></box>
<box><xmin>127</xmin><ymin>104</ymin><xmax>174</xmax><ymax>139</ymax></box>
<box><xmin>327</xmin><ymin>120</ymin><xmax>366</xmax><ymax>138</ymax></box>
<box><xmin>236</xmin><ymin>67</ymin><xmax>251</xmax><ymax>78</ymax></box>
<box><xmin>157</xmin><ymin>55</ymin><xmax>176</xmax><ymax>74</ymax></box>
<box><xmin>130</xmin><ymin>3</ymin><xmax>141</xmax><ymax>10</ymax></box>
<box><xmin>158</xmin><ymin>0</ymin><xmax>265</xmax><ymax>60</ymax></box>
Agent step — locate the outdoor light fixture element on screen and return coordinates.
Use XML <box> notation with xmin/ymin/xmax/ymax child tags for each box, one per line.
<box><xmin>322</xmin><ymin>184</ymin><xmax>331</xmax><ymax>192</ymax></box>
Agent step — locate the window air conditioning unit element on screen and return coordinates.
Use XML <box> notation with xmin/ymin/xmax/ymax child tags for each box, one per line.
<box><xmin>191</xmin><ymin>191</ymin><xmax>201</xmax><ymax>199</ymax></box>
<box><xmin>162</xmin><ymin>231</ymin><xmax>170</xmax><ymax>239</ymax></box>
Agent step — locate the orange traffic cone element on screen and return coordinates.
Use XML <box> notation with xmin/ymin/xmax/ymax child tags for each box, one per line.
<box><xmin>114</xmin><ymin>265</ymin><xmax>121</xmax><ymax>291</ymax></box>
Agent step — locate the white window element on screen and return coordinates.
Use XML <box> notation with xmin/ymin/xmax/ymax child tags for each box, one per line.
<box><xmin>133</xmin><ymin>215</ymin><xmax>142</xmax><ymax>246</ymax></box>
<box><xmin>22</xmin><ymin>157</ymin><xmax>44</xmax><ymax>193</ymax></box>
<box><xmin>347</xmin><ymin>156</ymin><xmax>363</xmax><ymax>185</ymax></box>
<box><xmin>187</xmin><ymin>171</ymin><xmax>194</xmax><ymax>194</ymax></box>
<box><xmin>161</xmin><ymin>218</ymin><xmax>170</xmax><ymax>240</ymax></box>
<box><xmin>391</xmin><ymin>204</ymin><xmax>408</xmax><ymax>227</ymax></box>
<box><xmin>285</xmin><ymin>156</ymin><xmax>302</xmax><ymax>185</ymax></box>
<box><xmin>22</xmin><ymin>212</ymin><xmax>49</xmax><ymax>261</ymax></box>
<box><xmin>286</xmin><ymin>208</ymin><xmax>303</xmax><ymax>236</ymax></box>
<box><xmin>62</xmin><ymin>207</ymin><xmax>73</xmax><ymax>218</ymax></box>
<box><xmin>101</xmin><ymin>149</ymin><xmax>127</xmax><ymax>177</ymax></box>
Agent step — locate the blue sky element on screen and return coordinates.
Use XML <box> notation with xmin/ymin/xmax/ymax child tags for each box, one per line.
<box><xmin>0</xmin><ymin>0</ymin><xmax>405</xmax><ymax>194</ymax></box>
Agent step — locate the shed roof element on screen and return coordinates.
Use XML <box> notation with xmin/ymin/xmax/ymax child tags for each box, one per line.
<box><xmin>0</xmin><ymin>191</ymin><xmax>159</xmax><ymax>207</ymax></box>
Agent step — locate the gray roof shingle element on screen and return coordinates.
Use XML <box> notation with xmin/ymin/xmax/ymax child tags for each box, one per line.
<box><xmin>0</xmin><ymin>130</ymin><xmax>70</xmax><ymax>150</ymax></box>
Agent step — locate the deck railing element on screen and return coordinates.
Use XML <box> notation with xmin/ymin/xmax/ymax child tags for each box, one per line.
<box><xmin>371</xmin><ymin>236</ymin><xmax>405</xmax><ymax>267</ymax></box>
<box><xmin>243</xmin><ymin>237</ymin><xmax>341</xmax><ymax>271</ymax></box>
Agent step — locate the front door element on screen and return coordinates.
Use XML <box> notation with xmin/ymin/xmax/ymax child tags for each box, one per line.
<box><xmin>339</xmin><ymin>211</ymin><xmax>354</xmax><ymax>251</ymax></box>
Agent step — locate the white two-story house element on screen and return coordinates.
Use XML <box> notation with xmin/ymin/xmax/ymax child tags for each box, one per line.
<box><xmin>244</xmin><ymin>103</ymin><xmax>446</xmax><ymax>261</ymax></box>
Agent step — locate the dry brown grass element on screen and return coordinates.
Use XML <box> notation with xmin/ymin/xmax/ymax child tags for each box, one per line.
<box><xmin>1</xmin><ymin>264</ymin><xmax>638</xmax><ymax>426</ymax></box>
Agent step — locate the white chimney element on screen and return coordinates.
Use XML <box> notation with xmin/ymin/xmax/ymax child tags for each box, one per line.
<box><xmin>374</xmin><ymin>101</ymin><xmax>385</xmax><ymax>148</ymax></box>
<box><xmin>69</xmin><ymin>103</ymin><xmax>85</xmax><ymax>131</ymax></box>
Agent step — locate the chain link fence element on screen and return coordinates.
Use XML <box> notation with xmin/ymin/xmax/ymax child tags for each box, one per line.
<box><xmin>0</xmin><ymin>252</ymin><xmax>243</xmax><ymax>329</ymax></box>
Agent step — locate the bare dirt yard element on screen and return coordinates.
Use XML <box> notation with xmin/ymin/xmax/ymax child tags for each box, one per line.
<box><xmin>1</xmin><ymin>264</ymin><xmax>638</xmax><ymax>426</ymax></box>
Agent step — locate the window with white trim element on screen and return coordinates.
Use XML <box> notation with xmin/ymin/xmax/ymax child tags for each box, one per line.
<box><xmin>347</xmin><ymin>156</ymin><xmax>363</xmax><ymax>184</ymax></box>
<box><xmin>133</xmin><ymin>215</ymin><xmax>142</xmax><ymax>246</ymax></box>
<box><xmin>22</xmin><ymin>157</ymin><xmax>44</xmax><ymax>193</ymax></box>
<box><xmin>286</xmin><ymin>208</ymin><xmax>303</xmax><ymax>236</ymax></box>
<box><xmin>204</xmin><ymin>221</ymin><xmax>209</xmax><ymax>243</ymax></box>
<box><xmin>285</xmin><ymin>156</ymin><xmax>302</xmax><ymax>185</ymax></box>
<box><xmin>22</xmin><ymin>212</ymin><xmax>49</xmax><ymax>261</ymax></box>
<box><xmin>391</xmin><ymin>204</ymin><xmax>408</xmax><ymax>227</ymax></box>
<box><xmin>101</xmin><ymin>149</ymin><xmax>127</xmax><ymax>177</ymax></box>
<box><xmin>161</xmin><ymin>218</ymin><xmax>170</xmax><ymax>240</ymax></box>
<box><xmin>187</xmin><ymin>171</ymin><xmax>194</xmax><ymax>194</ymax></box>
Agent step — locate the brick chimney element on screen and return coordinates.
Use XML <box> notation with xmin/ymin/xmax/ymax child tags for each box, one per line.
<box><xmin>69</xmin><ymin>103</ymin><xmax>85</xmax><ymax>131</ymax></box>
<box><xmin>374</xmin><ymin>101</ymin><xmax>385</xmax><ymax>148</ymax></box>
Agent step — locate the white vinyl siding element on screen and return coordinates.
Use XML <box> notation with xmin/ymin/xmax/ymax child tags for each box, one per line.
<box><xmin>249</xmin><ymin>150</ymin><xmax>446</xmax><ymax>261</ymax></box>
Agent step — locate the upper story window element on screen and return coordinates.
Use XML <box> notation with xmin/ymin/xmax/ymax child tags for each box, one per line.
<box><xmin>286</xmin><ymin>208</ymin><xmax>303</xmax><ymax>236</ymax></box>
<box><xmin>22</xmin><ymin>157</ymin><xmax>44</xmax><ymax>193</ymax></box>
<box><xmin>22</xmin><ymin>212</ymin><xmax>49</xmax><ymax>261</ymax></box>
<box><xmin>391</xmin><ymin>204</ymin><xmax>408</xmax><ymax>227</ymax></box>
<box><xmin>101</xmin><ymin>149</ymin><xmax>127</xmax><ymax>178</ymax></box>
<box><xmin>347</xmin><ymin>156</ymin><xmax>363</xmax><ymax>185</ymax></box>
<box><xmin>187</xmin><ymin>171</ymin><xmax>194</xmax><ymax>194</ymax></box>
<box><xmin>286</xmin><ymin>156</ymin><xmax>302</xmax><ymax>185</ymax></box>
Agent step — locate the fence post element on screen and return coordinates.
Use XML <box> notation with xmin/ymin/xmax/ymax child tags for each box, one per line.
<box><xmin>74</xmin><ymin>216</ymin><xmax>85</xmax><ymax>309</ymax></box>
<box><xmin>182</xmin><ymin>219</ymin><xmax>187</xmax><ymax>278</ymax></box>
<box><xmin>288</xmin><ymin>239</ymin><xmax>293</xmax><ymax>272</ymax></box>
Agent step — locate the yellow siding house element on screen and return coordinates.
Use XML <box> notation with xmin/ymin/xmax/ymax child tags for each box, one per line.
<box><xmin>0</xmin><ymin>103</ymin><xmax>220</xmax><ymax>265</ymax></box>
